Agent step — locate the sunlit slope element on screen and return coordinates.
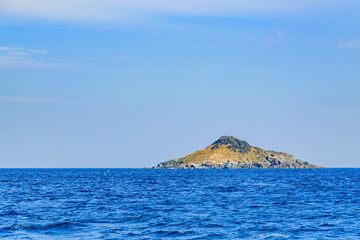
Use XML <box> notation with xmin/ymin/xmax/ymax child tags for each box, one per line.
<box><xmin>174</xmin><ymin>145</ymin><xmax>266</xmax><ymax>165</ymax></box>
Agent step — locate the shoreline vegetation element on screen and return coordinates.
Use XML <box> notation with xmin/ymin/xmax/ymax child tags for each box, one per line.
<box><xmin>149</xmin><ymin>136</ymin><xmax>322</xmax><ymax>169</ymax></box>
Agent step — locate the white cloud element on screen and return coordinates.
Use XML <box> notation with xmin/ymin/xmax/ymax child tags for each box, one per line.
<box><xmin>0</xmin><ymin>0</ymin><xmax>358</xmax><ymax>23</ymax></box>
<box><xmin>0</xmin><ymin>45</ymin><xmax>72</xmax><ymax>68</ymax></box>
<box><xmin>338</xmin><ymin>39</ymin><xmax>360</xmax><ymax>49</ymax></box>
<box><xmin>0</xmin><ymin>96</ymin><xmax>69</xmax><ymax>103</ymax></box>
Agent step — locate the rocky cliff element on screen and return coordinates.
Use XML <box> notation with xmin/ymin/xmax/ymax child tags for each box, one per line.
<box><xmin>152</xmin><ymin>136</ymin><xmax>321</xmax><ymax>169</ymax></box>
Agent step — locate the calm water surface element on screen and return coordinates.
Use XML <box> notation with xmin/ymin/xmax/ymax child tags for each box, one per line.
<box><xmin>0</xmin><ymin>169</ymin><xmax>359</xmax><ymax>239</ymax></box>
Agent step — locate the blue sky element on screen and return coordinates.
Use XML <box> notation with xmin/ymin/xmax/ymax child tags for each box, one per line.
<box><xmin>0</xmin><ymin>1</ymin><xmax>359</xmax><ymax>167</ymax></box>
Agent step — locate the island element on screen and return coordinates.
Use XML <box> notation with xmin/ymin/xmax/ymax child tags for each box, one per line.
<box><xmin>151</xmin><ymin>136</ymin><xmax>322</xmax><ymax>169</ymax></box>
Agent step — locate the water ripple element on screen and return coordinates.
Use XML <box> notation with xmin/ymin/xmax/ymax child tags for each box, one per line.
<box><xmin>0</xmin><ymin>168</ymin><xmax>359</xmax><ymax>239</ymax></box>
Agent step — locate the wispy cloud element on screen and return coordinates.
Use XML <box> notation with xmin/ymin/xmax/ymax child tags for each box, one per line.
<box><xmin>247</xmin><ymin>34</ymin><xmax>257</xmax><ymax>41</ymax></box>
<box><xmin>265</xmin><ymin>30</ymin><xmax>287</xmax><ymax>47</ymax></box>
<box><xmin>0</xmin><ymin>46</ymin><xmax>47</xmax><ymax>56</ymax></box>
<box><xmin>0</xmin><ymin>96</ymin><xmax>70</xmax><ymax>103</ymax></box>
<box><xmin>0</xmin><ymin>45</ymin><xmax>74</xmax><ymax>69</ymax></box>
<box><xmin>211</xmin><ymin>42</ymin><xmax>222</xmax><ymax>49</ymax></box>
<box><xmin>210</xmin><ymin>41</ymin><xmax>233</xmax><ymax>49</ymax></box>
<box><xmin>0</xmin><ymin>0</ymin><xmax>359</xmax><ymax>23</ymax></box>
<box><xmin>338</xmin><ymin>39</ymin><xmax>360</xmax><ymax>49</ymax></box>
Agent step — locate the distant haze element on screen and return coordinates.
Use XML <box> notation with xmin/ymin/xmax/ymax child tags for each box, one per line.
<box><xmin>0</xmin><ymin>0</ymin><xmax>359</xmax><ymax>168</ymax></box>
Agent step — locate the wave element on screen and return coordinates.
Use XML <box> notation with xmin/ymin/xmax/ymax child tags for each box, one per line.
<box><xmin>3</xmin><ymin>222</ymin><xmax>81</xmax><ymax>231</ymax></box>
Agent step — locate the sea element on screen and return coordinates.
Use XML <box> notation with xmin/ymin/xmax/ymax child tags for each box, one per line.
<box><xmin>0</xmin><ymin>168</ymin><xmax>359</xmax><ymax>239</ymax></box>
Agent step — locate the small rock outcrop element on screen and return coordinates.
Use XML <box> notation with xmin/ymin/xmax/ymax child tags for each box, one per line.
<box><xmin>151</xmin><ymin>136</ymin><xmax>322</xmax><ymax>169</ymax></box>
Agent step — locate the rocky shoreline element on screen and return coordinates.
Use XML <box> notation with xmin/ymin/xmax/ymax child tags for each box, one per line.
<box><xmin>152</xmin><ymin>159</ymin><xmax>319</xmax><ymax>169</ymax></box>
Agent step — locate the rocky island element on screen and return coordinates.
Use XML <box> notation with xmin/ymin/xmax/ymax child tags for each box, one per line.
<box><xmin>152</xmin><ymin>136</ymin><xmax>321</xmax><ymax>169</ymax></box>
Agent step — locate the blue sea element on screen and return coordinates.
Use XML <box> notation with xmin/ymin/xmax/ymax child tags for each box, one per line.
<box><xmin>0</xmin><ymin>169</ymin><xmax>359</xmax><ymax>239</ymax></box>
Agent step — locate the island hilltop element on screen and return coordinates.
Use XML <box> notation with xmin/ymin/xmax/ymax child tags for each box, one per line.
<box><xmin>152</xmin><ymin>136</ymin><xmax>321</xmax><ymax>169</ymax></box>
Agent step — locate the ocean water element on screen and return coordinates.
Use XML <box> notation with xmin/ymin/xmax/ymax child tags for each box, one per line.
<box><xmin>0</xmin><ymin>169</ymin><xmax>359</xmax><ymax>239</ymax></box>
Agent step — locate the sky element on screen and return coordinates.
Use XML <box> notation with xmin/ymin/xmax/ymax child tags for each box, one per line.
<box><xmin>0</xmin><ymin>0</ymin><xmax>360</xmax><ymax>168</ymax></box>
